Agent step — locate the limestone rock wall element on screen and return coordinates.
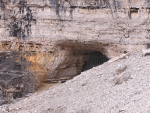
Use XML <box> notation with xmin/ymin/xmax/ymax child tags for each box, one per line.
<box><xmin>0</xmin><ymin>0</ymin><xmax>150</xmax><ymax>44</ymax></box>
<box><xmin>0</xmin><ymin>0</ymin><xmax>149</xmax><ymax>100</ymax></box>
<box><xmin>0</xmin><ymin>0</ymin><xmax>149</xmax><ymax>44</ymax></box>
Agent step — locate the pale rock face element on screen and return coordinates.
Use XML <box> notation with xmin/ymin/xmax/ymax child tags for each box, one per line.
<box><xmin>0</xmin><ymin>0</ymin><xmax>150</xmax><ymax>44</ymax></box>
<box><xmin>0</xmin><ymin>0</ymin><xmax>149</xmax><ymax>100</ymax></box>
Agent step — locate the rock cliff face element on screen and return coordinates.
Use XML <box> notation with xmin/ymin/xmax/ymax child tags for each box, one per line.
<box><xmin>0</xmin><ymin>0</ymin><xmax>149</xmax><ymax>101</ymax></box>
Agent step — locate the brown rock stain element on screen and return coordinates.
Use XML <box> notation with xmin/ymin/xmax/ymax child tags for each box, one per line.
<box><xmin>24</xmin><ymin>52</ymin><xmax>56</xmax><ymax>88</ymax></box>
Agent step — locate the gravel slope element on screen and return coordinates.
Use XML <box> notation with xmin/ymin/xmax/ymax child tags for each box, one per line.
<box><xmin>1</xmin><ymin>51</ymin><xmax>150</xmax><ymax>113</ymax></box>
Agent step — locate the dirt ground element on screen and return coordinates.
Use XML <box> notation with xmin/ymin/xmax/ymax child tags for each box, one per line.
<box><xmin>1</xmin><ymin>51</ymin><xmax>150</xmax><ymax>113</ymax></box>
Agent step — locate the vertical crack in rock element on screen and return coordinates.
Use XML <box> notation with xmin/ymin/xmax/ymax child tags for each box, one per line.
<box><xmin>48</xmin><ymin>0</ymin><xmax>124</xmax><ymax>19</ymax></box>
<box><xmin>0</xmin><ymin>0</ymin><xmax>5</xmax><ymax>10</ymax></box>
<box><xmin>147</xmin><ymin>0</ymin><xmax>150</xmax><ymax>8</ymax></box>
<box><xmin>113</xmin><ymin>0</ymin><xmax>121</xmax><ymax>12</ymax></box>
<box><xmin>50</xmin><ymin>0</ymin><xmax>62</xmax><ymax>17</ymax></box>
<box><xmin>49</xmin><ymin>0</ymin><xmax>74</xmax><ymax>19</ymax></box>
<box><xmin>4</xmin><ymin>0</ymin><xmax>36</xmax><ymax>39</ymax></box>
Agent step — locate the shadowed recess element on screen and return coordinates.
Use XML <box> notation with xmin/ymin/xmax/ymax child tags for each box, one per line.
<box><xmin>82</xmin><ymin>51</ymin><xmax>109</xmax><ymax>71</ymax></box>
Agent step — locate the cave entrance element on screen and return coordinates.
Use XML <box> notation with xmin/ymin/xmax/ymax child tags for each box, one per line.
<box><xmin>82</xmin><ymin>51</ymin><xmax>109</xmax><ymax>71</ymax></box>
<box><xmin>44</xmin><ymin>51</ymin><xmax>109</xmax><ymax>84</ymax></box>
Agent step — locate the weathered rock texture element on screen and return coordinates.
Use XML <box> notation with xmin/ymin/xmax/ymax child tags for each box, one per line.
<box><xmin>1</xmin><ymin>51</ymin><xmax>150</xmax><ymax>113</ymax></box>
<box><xmin>0</xmin><ymin>0</ymin><xmax>150</xmax><ymax>44</ymax></box>
<box><xmin>0</xmin><ymin>0</ymin><xmax>149</xmax><ymax>101</ymax></box>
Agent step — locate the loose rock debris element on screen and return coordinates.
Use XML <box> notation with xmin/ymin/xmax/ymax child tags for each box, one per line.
<box><xmin>0</xmin><ymin>51</ymin><xmax>150</xmax><ymax>113</ymax></box>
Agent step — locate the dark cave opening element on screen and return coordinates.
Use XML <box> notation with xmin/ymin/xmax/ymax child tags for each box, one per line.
<box><xmin>82</xmin><ymin>51</ymin><xmax>109</xmax><ymax>71</ymax></box>
<box><xmin>147</xmin><ymin>44</ymin><xmax>150</xmax><ymax>48</ymax></box>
